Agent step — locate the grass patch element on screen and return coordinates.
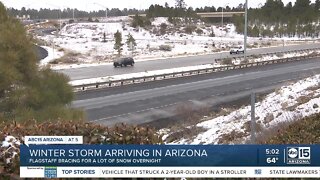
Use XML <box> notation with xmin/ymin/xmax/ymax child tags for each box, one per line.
<box><xmin>262</xmin><ymin>113</ymin><xmax>320</xmax><ymax>144</ymax></box>
<box><xmin>159</xmin><ymin>45</ymin><xmax>172</xmax><ymax>51</ymax></box>
<box><xmin>296</xmin><ymin>95</ymin><xmax>311</xmax><ymax>105</ymax></box>
<box><xmin>162</xmin><ymin>103</ymin><xmax>211</xmax><ymax>143</ymax></box>
<box><xmin>164</xmin><ymin>126</ymin><xmax>207</xmax><ymax>143</ymax></box>
<box><xmin>306</xmin><ymin>84</ymin><xmax>320</xmax><ymax>91</ymax></box>
<box><xmin>251</xmin><ymin>54</ymin><xmax>262</xmax><ymax>59</ymax></box>
<box><xmin>50</xmin><ymin>51</ymin><xmax>81</xmax><ymax>64</ymax></box>
<box><xmin>218</xmin><ymin>130</ymin><xmax>247</xmax><ymax>144</ymax></box>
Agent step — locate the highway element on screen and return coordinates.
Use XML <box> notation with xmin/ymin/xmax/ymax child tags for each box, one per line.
<box><xmin>73</xmin><ymin>57</ymin><xmax>320</xmax><ymax>127</ymax></box>
<box><xmin>61</xmin><ymin>43</ymin><xmax>320</xmax><ymax>80</ymax></box>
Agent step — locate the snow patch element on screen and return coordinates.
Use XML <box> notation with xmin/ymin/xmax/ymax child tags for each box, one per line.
<box><xmin>152</xmin><ymin>17</ymin><xmax>171</xmax><ymax>26</ymax></box>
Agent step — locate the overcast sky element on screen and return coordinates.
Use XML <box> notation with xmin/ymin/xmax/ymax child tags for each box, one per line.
<box><xmin>1</xmin><ymin>0</ymin><xmax>316</xmax><ymax>11</ymax></box>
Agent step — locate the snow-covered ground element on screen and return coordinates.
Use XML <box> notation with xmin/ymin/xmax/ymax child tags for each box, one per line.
<box><xmin>160</xmin><ymin>74</ymin><xmax>320</xmax><ymax>145</ymax></box>
<box><xmin>69</xmin><ymin>50</ymin><xmax>319</xmax><ymax>86</ymax></box>
<box><xmin>36</xmin><ymin>17</ymin><xmax>291</xmax><ymax>68</ymax></box>
<box><xmin>39</xmin><ymin>46</ymin><xmax>64</xmax><ymax>66</ymax></box>
<box><xmin>0</xmin><ymin>136</ymin><xmax>20</xmax><ymax>164</ymax></box>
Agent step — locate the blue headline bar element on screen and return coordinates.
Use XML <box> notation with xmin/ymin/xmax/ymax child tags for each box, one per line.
<box><xmin>20</xmin><ymin>145</ymin><xmax>320</xmax><ymax>167</ymax></box>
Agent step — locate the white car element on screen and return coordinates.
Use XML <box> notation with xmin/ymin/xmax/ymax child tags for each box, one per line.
<box><xmin>230</xmin><ymin>46</ymin><xmax>244</xmax><ymax>54</ymax></box>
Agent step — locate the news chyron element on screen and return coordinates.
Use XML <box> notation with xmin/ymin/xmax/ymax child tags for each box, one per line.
<box><xmin>20</xmin><ymin>136</ymin><xmax>320</xmax><ymax>178</ymax></box>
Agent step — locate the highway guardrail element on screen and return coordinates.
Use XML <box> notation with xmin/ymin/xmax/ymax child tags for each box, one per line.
<box><xmin>73</xmin><ymin>48</ymin><xmax>320</xmax><ymax>91</ymax></box>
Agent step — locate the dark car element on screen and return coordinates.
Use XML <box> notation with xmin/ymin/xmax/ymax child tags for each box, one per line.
<box><xmin>113</xmin><ymin>57</ymin><xmax>135</xmax><ymax>67</ymax></box>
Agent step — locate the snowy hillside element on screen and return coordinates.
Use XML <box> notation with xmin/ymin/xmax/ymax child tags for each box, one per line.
<box><xmin>37</xmin><ymin>17</ymin><xmax>287</xmax><ymax>66</ymax></box>
<box><xmin>161</xmin><ymin>75</ymin><xmax>320</xmax><ymax>145</ymax></box>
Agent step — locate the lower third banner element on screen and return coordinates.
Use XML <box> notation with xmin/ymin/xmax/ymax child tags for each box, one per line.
<box><xmin>20</xmin><ymin>144</ymin><xmax>320</xmax><ymax>178</ymax></box>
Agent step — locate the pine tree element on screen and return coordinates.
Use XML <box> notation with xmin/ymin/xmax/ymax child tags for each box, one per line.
<box><xmin>0</xmin><ymin>2</ymin><xmax>38</xmax><ymax>114</ymax></box>
<box><xmin>175</xmin><ymin>0</ymin><xmax>186</xmax><ymax>10</ymax></box>
<box><xmin>114</xmin><ymin>30</ymin><xmax>123</xmax><ymax>56</ymax></box>
<box><xmin>126</xmin><ymin>33</ymin><xmax>137</xmax><ymax>56</ymax></box>
<box><xmin>316</xmin><ymin>0</ymin><xmax>320</xmax><ymax>13</ymax></box>
<box><xmin>0</xmin><ymin>2</ymin><xmax>81</xmax><ymax>121</ymax></box>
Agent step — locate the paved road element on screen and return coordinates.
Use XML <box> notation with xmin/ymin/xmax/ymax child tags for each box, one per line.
<box><xmin>34</xmin><ymin>28</ymin><xmax>56</xmax><ymax>37</ymax></box>
<box><xmin>61</xmin><ymin>43</ymin><xmax>320</xmax><ymax>80</ymax></box>
<box><xmin>73</xmin><ymin>58</ymin><xmax>320</xmax><ymax>127</ymax></box>
<box><xmin>34</xmin><ymin>45</ymin><xmax>48</xmax><ymax>60</ymax></box>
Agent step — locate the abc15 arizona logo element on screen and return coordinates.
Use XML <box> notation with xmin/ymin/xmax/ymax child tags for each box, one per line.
<box><xmin>286</xmin><ymin>147</ymin><xmax>311</xmax><ymax>165</ymax></box>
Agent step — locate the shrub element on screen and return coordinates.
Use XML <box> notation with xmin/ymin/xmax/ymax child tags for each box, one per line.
<box><xmin>160</xmin><ymin>23</ymin><xmax>167</xmax><ymax>35</ymax></box>
<box><xmin>196</xmin><ymin>28</ymin><xmax>203</xmax><ymax>35</ymax></box>
<box><xmin>0</xmin><ymin>120</ymin><xmax>163</xmax><ymax>177</ymax></box>
<box><xmin>241</xmin><ymin>59</ymin><xmax>249</xmax><ymax>64</ymax></box>
<box><xmin>276</xmin><ymin>52</ymin><xmax>284</xmax><ymax>57</ymax></box>
<box><xmin>184</xmin><ymin>25</ymin><xmax>196</xmax><ymax>34</ymax></box>
<box><xmin>68</xmin><ymin>19</ymin><xmax>75</xmax><ymax>24</ymax></box>
<box><xmin>51</xmin><ymin>51</ymin><xmax>81</xmax><ymax>64</ymax></box>
<box><xmin>159</xmin><ymin>45</ymin><xmax>172</xmax><ymax>51</ymax></box>
<box><xmin>221</xmin><ymin>58</ymin><xmax>233</xmax><ymax>65</ymax></box>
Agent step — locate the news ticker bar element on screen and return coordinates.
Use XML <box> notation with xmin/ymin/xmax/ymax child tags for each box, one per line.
<box><xmin>20</xmin><ymin>167</ymin><xmax>320</xmax><ymax>178</ymax></box>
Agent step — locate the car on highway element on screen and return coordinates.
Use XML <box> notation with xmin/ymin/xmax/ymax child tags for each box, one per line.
<box><xmin>230</xmin><ymin>46</ymin><xmax>244</xmax><ymax>54</ymax></box>
<box><xmin>113</xmin><ymin>57</ymin><xmax>135</xmax><ymax>67</ymax></box>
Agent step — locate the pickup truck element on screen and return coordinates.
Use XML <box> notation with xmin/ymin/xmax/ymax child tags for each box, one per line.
<box><xmin>230</xmin><ymin>46</ymin><xmax>244</xmax><ymax>54</ymax></box>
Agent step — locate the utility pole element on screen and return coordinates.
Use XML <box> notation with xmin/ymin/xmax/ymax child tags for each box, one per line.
<box><xmin>94</xmin><ymin>3</ymin><xmax>108</xmax><ymax>35</ymax></box>
<box><xmin>105</xmin><ymin>8</ymin><xmax>108</xmax><ymax>22</ymax></box>
<box><xmin>244</xmin><ymin>0</ymin><xmax>248</xmax><ymax>62</ymax></box>
<box><xmin>59</xmin><ymin>11</ymin><xmax>61</xmax><ymax>34</ymax></box>
<box><xmin>222</xmin><ymin>7</ymin><xmax>224</xmax><ymax>36</ymax></box>
<box><xmin>250</xmin><ymin>92</ymin><xmax>256</xmax><ymax>144</ymax></box>
<box><xmin>73</xmin><ymin>9</ymin><xmax>75</xmax><ymax>21</ymax></box>
<box><xmin>46</xmin><ymin>3</ymin><xmax>62</xmax><ymax>35</ymax></box>
<box><xmin>93</xmin><ymin>3</ymin><xmax>108</xmax><ymax>23</ymax></box>
<box><xmin>220</xmin><ymin>3</ymin><xmax>229</xmax><ymax>59</ymax></box>
<box><xmin>221</xmin><ymin>3</ymin><xmax>229</xmax><ymax>37</ymax></box>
